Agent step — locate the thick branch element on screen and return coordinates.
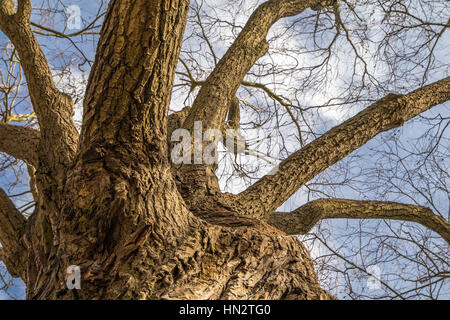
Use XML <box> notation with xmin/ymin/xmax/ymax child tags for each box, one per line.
<box><xmin>0</xmin><ymin>0</ymin><xmax>14</xmax><ymax>16</ymax></box>
<box><xmin>236</xmin><ymin>76</ymin><xmax>450</xmax><ymax>216</ymax></box>
<box><xmin>264</xmin><ymin>199</ymin><xmax>450</xmax><ymax>245</ymax></box>
<box><xmin>16</xmin><ymin>0</ymin><xmax>31</xmax><ymax>22</ymax></box>
<box><xmin>0</xmin><ymin>188</ymin><xmax>27</xmax><ymax>278</ymax></box>
<box><xmin>0</xmin><ymin>123</ymin><xmax>39</xmax><ymax>167</ymax></box>
<box><xmin>0</xmin><ymin>1</ymin><xmax>78</xmax><ymax>168</ymax></box>
<box><xmin>183</xmin><ymin>0</ymin><xmax>334</xmax><ymax>130</ymax></box>
<box><xmin>175</xmin><ymin>0</ymin><xmax>333</xmax><ymax>207</ymax></box>
<box><xmin>227</xmin><ymin>97</ymin><xmax>241</xmax><ymax>130</ymax></box>
<box><xmin>79</xmin><ymin>0</ymin><xmax>189</xmax><ymax>160</ymax></box>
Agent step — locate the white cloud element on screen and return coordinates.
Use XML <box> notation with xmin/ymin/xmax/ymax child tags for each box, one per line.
<box><xmin>53</xmin><ymin>68</ymin><xmax>88</xmax><ymax>129</ymax></box>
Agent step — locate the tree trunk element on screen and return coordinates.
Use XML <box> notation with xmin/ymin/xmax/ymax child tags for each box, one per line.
<box><xmin>0</xmin><ymin>0</ymin><xmax>331</xmax><ymax>300</ymax></box>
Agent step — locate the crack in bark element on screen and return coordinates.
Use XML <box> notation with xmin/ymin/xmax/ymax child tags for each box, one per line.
<box><xmin>0</xmin><ymin>2</ymin><xmax>78</xmax><ymax>170</ymax></box>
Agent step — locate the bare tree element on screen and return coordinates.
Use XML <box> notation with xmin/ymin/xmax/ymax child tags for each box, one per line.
<box><xmin>0</xmin><ymin>0</ymin><xmax>448</xmax><ymax>299</ymax></box>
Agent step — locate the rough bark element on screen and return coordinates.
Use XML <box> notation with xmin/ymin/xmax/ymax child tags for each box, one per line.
<box><xmin>0</xmin><ymin>123</ymin><xmax>39</xmax><ymax>167</ymax></box>
<box><xmin>0</xmin><ymin>0</ymin><xmax>78</xmax><ymax>171</ymax></box>
<box><xmin>176</xmin><ymin>0</ymin><xmax>336</xmax><ymax>205</ymax></box>
<box><xmin>0</xmin><ymin>188</ymin><xmax>27</xmax><ymax>278</ymax></box>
